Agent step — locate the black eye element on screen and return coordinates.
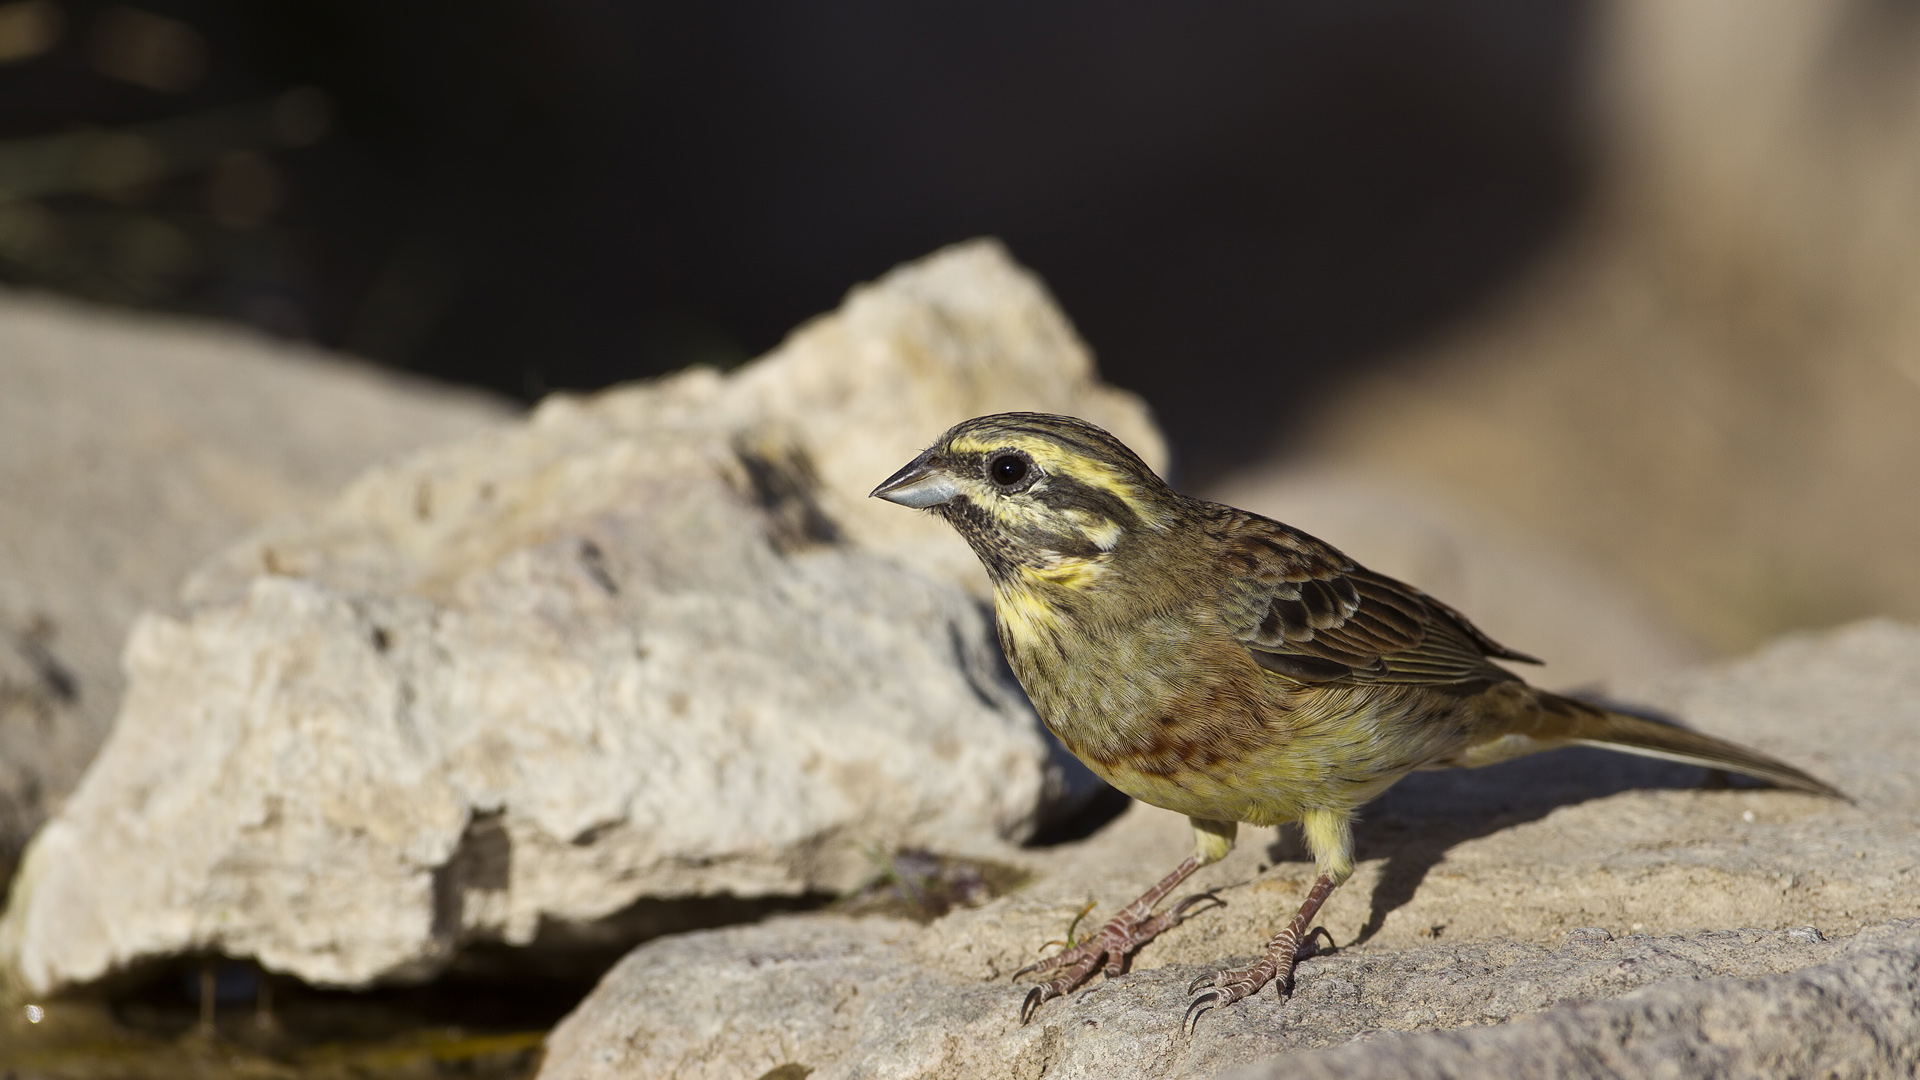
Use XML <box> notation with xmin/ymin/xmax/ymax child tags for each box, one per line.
<box><xmin>988</xmin><ymin>453</ymin><xmax>1029</xmax><ymax>487</ymax></box>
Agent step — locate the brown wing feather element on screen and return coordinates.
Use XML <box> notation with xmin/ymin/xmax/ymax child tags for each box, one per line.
<box><xmin>1202</xmin><ymin>504</ymin><xmax>1537</xmax><ymax>686</ymax></box>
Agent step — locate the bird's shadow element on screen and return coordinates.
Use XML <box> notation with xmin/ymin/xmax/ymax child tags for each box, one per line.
<box><xmin>1266</xmin><ymin>717</ymin><xmax>1773</xmax><ymax>948</ymax></box>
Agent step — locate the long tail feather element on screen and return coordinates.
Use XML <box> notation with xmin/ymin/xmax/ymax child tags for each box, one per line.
<box><xmin>1541</xmin><ymin>692</ymin><xmax>1847</xmax><ymax>800</ymax></box>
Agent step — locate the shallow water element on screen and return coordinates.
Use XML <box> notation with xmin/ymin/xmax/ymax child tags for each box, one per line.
<box><xmin>1</xmin><ymin>959</ymin><xmax>582</xmax><ymax>1080</ymax></box>
<box><xmin>0</xmin><ymin>850</ymin><xmax>1036</xmax><ymax>1079</ymax></box>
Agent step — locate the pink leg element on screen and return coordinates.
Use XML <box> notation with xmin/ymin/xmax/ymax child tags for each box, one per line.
<box><xmin>1184</xmin><ymin>872</ymin><xmax>1338</xmax><ymax>1035</ymax></box>
<box><xmin>1015</xmin><ymin>855</ymin><xmax>1220</xmax><ymax>1023</ymax></box>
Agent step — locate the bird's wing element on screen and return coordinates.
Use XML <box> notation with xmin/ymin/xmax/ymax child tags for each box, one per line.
<box><xmin>1204</xmin><ymin>505</ymin><xmax>1539</xmax><ymax>686</ymax></box>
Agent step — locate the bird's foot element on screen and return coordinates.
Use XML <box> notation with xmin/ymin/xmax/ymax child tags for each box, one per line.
<box><xmin>1015</xmin><ymin>889</ymin><xmax>1219</xmax><ymax>1023</ymax></box>
<box><xmin>1184</xmin><ymin>871</ymin><xmax>1338</xmax><ymax>1036</ymax></box>
<box><xmin>1012</xmin><ymin>854</ymin><xmax>1216</xmax><ymax>1024</ymax></box>
<box><xmin>1183</xmin><ymin>934</ymin><xmax>1301</xmax><ymax>1035</ymax></box>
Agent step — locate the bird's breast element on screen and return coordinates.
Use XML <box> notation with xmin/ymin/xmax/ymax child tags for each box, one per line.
<box><xmin>992</xmin><ymin>585</ymin><xmax>1277</xmax><ymax>769</ymax></box>
<box><xmin>989</xmin><ymin>581</ymin><xmax>1481</xmax><ymax>825</ymax></box>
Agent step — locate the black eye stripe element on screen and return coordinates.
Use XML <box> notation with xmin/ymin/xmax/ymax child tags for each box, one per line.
<box><xmin>1033</xmin><ymin>475</ymin><xmax>1139</xmax><ymax>529</ymax></box>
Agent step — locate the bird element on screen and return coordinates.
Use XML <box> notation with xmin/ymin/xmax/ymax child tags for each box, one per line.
<box><xmin>870</xmin><ymin>411</ymin><xmax>1844</xmax><ymax>1034</ymax></box>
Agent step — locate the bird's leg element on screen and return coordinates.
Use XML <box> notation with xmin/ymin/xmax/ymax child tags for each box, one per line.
<box><xmin>1183</xmin><ymin>872</ymin><xmax>1338</xmax><ymax>1034</ymax></box>
<box><xmin>1014</xmin><ymin>854</ymin><xmax>1218</xmax><ymax>1023</ymax></box>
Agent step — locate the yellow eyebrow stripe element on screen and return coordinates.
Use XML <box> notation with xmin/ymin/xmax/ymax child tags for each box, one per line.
<box><xmin>946</xmin><ymin>434</ymin><xmax>1141</xmax><ymax>503</ymax></box>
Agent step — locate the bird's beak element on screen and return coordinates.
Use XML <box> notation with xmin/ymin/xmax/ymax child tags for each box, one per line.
<box><xmin>870</xmin><ymin>449</ymin><xmax>960</xmax><ymax>508</ymax></box>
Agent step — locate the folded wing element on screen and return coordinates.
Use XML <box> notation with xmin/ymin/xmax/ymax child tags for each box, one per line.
<box><xmin>1204</xmin><ymin>504</ymin><xmax>1538</xmax><ymax>686</ymax></box>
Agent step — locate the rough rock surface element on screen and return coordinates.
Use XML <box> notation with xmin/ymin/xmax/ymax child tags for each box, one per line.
<box><xmin>0</xmin><ymin>240</ymin><xmax>1162</xmax><ymax>995</ymax></box>
<box><xmin>537</xmin><ymin>619</ymin><xmax>1920</xmax><ymax>1080</ymax></box>
<box><xmin>0</xmin><ymin>290</ymin><xmax>511</xmax><ymax>887</ymax></box>
<box><xmin>1224</xmin><ymin>925</ymin><xmax>1920</xmax><ymax>1079</ymax></box>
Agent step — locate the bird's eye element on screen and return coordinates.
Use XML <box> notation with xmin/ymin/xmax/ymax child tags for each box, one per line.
<box><xmin>988</xmin><ymin>452</ymin><xmax>1030</xmax><ymax>488</ymax></box>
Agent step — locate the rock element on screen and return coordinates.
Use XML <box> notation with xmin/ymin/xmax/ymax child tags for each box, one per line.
<box><xmin>1223</xmin><ymin>925</ymin><xmax>1920</xmax><ymax>1080</ymax></box>
<box><xmin>0</xmin><ymin>240</ymin><xmax>1161</xmax><ymax>995</ymax></box>
<box><xmin>536</xmin><ymin>619</ymin><xmax>1920</xmax><ymax>1080</ymax></box>
<box><xmin>1199</xmin><ymin>467</ymin><xmax>1708</xmax><ymax>691</ymax></box>
<box><xmin>176</xmin><ymin>238</ymin><xmax>1165</xmax><ymax>610</ymax></box>
<box><xmin>0</xmin><ymin>290</ymin><xmax>511</xmax><ymax>888</ymax></box>
<box><xmin>542</xmin><ymin>914</ymin><xmax>1920</xmax><ymax>1080</ymax></box>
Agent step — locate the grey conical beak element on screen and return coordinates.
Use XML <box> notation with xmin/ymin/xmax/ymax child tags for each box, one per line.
<box><xmin>870</xmin><ymin>449</ymin><xmax>961</xmax><ymax>508</ymax></box>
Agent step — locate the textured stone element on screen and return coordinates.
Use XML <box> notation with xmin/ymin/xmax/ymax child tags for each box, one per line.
<box><xmin>1225</xmin><ymin>926</ymin><xmax>1920</xmax><ymax>1080</ymax></box>
<box><xmin>537</xmin><ymin>620</ymin><xmax>1920</xmax><ymax>1080</ymax></box>
<box><xmin>0</xmin><ymin>290</ymin><xmax>510</xmax><ymax>887</ymax></box>
<box><xmin>0</xmin><ymin>240</ymin><xmax>1161</xmax><ymax>995</ymax></box>
<box><xmin>543</xmin><ymin>915</ymin><xmax>1920</xmax><ymax>1080</ymax></box>
<box><xmin>174</xmin><ymin>239</ymin><xmax>1165</xmax><ymax>611</ymax></box>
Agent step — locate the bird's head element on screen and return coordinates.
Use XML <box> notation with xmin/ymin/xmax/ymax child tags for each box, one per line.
<box><xmin>870</xmin><ymin>412</ymin><xmax>1176</xmax><ymax>586</ymax></box>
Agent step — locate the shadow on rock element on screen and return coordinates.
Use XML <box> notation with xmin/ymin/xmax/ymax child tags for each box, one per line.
<box><xmin>1268</xmin><ymin>738</ymin><xmax>1774</xmax><ymax>948</ymax></box>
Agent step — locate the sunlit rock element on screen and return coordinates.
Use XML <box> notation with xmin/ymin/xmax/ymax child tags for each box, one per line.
<box><xmin>0</xmin><ymin>240</ymin><xmax>1160</xmax><ymax>994</ymax></box>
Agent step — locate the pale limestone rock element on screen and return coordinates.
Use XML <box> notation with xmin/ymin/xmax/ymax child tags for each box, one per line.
<box><xmin>176</xmin><ymin>237</ymin><xmax>1165</xmax><ymax>610</ymax></box>
<box><xmin>0</xmin><ymin>289</ymin><xmax>510</xmax><ymax>886</ymax></box>
<box><xmin>1225</xmin><ymin>925</ymin><xmax>1920</xmax><ymax>1079</ymax></box>
<box><xmin>541</xmin><ymin>915</ymin><xmax>1920</xmax><ymax>1080</ymax></box>
<box><xmin>0</xmin><ymin>240</ymin><xmax>1159</xmax><ymax>994</ymax></box>
<box><xmin>537</xmin><ymin>620</ymin><xmax>1920</xmax><ymax>1080</ymax></box>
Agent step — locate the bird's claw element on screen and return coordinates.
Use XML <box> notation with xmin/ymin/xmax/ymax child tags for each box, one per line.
<box><xmin>1182</xmin><ymin>968</ymin><xmax>1271</xmax><ymax>1035</ymax></box>
<box><xmin>1183</xmin><ymin>986</ymin><xmax>1227</xmax><ymax>1036</ymax></box>
<box><xmin>1012</xmin><ymin>933</ymin><xmax>1104</xmax><ymax>983</ymax></box>
<box><xmin>1013</xmin><ymin>938</ymin><xmax>1110</xmax><ymax>1024</ymax></box>
<box><xmin>1012</xmin><ymin>950</ymin><xmax>1076</xmax><ymax>982</ymax></box>
<box><xmin>1014</xmin><ymin>887</ymin><xmax>1221</xmax><ymax>1023</ymax></box>
<box><xmin>1019</xmin><ymin>984</ymin><xmax>1052</xmax><ymax>1025</ymax></box>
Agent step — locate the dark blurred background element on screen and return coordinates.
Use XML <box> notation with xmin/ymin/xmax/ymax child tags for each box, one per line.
<box><xmin>0</xmin><ymin>0</ymin><xmax>1593</xmax><ymax>481</ymax></box>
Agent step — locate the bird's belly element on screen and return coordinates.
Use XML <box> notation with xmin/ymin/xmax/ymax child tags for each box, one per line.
<box><xmin>1012</xmin><ymin>620</ymin><xmax>1471</xmax><ymax>825</ymax></box>
<box><xmin>1098</xmin><ymin>688</ymin><xmax>1454</xmax><ymax>825</ymax></box>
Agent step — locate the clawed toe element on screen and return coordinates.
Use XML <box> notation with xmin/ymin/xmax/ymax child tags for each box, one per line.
<box><xmin>1020</xmin><ymin>984</ymin><xmax>1051</xmax><ymax>1025</ymax></box>
<box><xmin>1011</xmin><ymin>855</ymin><xmax>1224</xmax><ymax>1024</ymax></box>
<box><xmin>1181</xmin><ymin>872</ymin><xmax>1337</xmax><ymax>1036</ymax></box>
<box><xmin>1019</xmin><ymin>968</ymin><xmax>1097</xmax><ymax>1025</ymax></box>
<box><xmin>1013</xmin><ymin>939</ymin><xmax>1107</xmax><ymax>1024</ymax></box>
<box><xmin>1182</xmin><ymin>969</ymin><xmax>1267</xmax><ymax>1035</ymax></box>
<box><xmin>1016</xmin><ymin>960</ymin><xmax>1103</xmax><ymax>1024</ymax></box>
<box><xmin>1183</xmin><ymin>986</ymin><xmax>1228</xmax><ymax>1036</ymax></box>
<box><xmin>1014</xmin><ymin>891</ymin><xmax>1218</xmax><ymax>1022</ymax></box>
<box><xmin>1012</xmin><ymin>944</ymin><xmax>1085</xmax><ymax>983</ymax></box>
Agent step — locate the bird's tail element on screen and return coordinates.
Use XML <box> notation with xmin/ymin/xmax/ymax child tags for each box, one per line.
<box><xmin>1536</xmin><ymin>691</ymin><xmax>1846</xmax><ymax>799</ymax></box>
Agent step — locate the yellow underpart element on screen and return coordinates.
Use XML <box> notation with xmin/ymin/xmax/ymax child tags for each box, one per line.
<box><xmin>1301</xmin><ymin>808</ymin><xmax>1354</xmax><ymax>884</ymax></box>
<box><xmin>995</xmin><ymin>579</ymin><xmax>1066</xmax><ymax>639</ymax></box>
<box><xmin>1093</xmin><ymin>760</ymin><xmax>1332</xmax><ymax>837</ymax></box>
<box><xmin>1065</xmin><ymin>683</ymin><xmax>1441</xmax><ymax>887</ymax></box>
<box><xmin>1189</xmin><ymin>818</ymin><xmax>1238</xmax><ymax>864</ymax></box>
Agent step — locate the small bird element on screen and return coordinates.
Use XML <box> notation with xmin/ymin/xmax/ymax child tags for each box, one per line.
<box><xmin>871</xmin><ymin>411</ymin><xmax>1843</xmax><ymax>1034</ymax></box>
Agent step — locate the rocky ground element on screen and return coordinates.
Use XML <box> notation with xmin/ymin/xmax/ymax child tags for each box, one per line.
<box><xmin>2</xmin><ymin>241</ymin><xmax>1915</xmax><ymax>1079</ymax></box>
<box><xmin>537</xmin><ymin>620</ymin><xmax>1920</xmax><ymax>1080</ymax></box>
